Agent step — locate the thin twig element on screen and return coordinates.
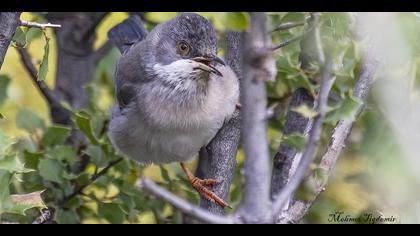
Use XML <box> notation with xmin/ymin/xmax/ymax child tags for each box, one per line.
<box><xmin>272</xmin><ymin>21</ymin><xmax>334</xmax><ymax>217</ymax></box>
<box><xmin>32</xmin><ymin>208</ymin><xmax>54</xmax><ymax>224</ymax></box>
<box><xmin>272</xmin><ymin>13</ymin><xmax>319</xmax><ymax>51</ymax></box>
<box><xmin>138</xmin><ymin>178</ymin><xmax>235</xmax><ymax>224</ymax></box>
<box><xmin>19</xmin><ymin>20</ymin><xmax>61</xmax><ymax>29</ymax></box>
<box><xmin>270</xmin><ymin>15</ymin><xmax>312</xmax><ymax>32</ymax></box>
<box><xmin>59</xmin><ymin>157</ymin><xmax>123</xmax><ymax>206</ymax></box>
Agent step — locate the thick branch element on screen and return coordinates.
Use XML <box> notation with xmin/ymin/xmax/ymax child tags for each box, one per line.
<box><xmin>196</xmin><ymin>32</ymin><xmax>243</xmax><ymax>215</ymax></box>
<box><xmin>270</xmin><ymin>88</ymin><xmax>314</xmax><ymax>198</ymax></box>
<box><xmin>32</xmin><ymin>208</ymin><xmax>54</xmax><ymax>224</ymax></box>
<box><xmin>280</xmin><ymin>48</ymin><xmax>378</xmax><ymax>223</ymax></box>
<box><xmin>138</xmin><ymin>178</ymin><xmax>235</xmax><ymax>224</ymax></box>
<box><xmin>237</xmin><ymin>12</ymin><xmax>276</xmax><ymax>223</ymax></box>
<box><xmin>0</xmin><ymin>12</ymin><xmax>21</xmax><ymax>69</ymax></box>
<box><xmin>272</xmin><ymin>22</ymin><xmax>334</xmax><ymax>216</ymax></box>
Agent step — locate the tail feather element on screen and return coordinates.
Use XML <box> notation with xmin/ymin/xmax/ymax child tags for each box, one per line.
<box><xmin>108</xmin><ymin>15</ymin><xmax>148</xmax><ymax>54</ymax></box>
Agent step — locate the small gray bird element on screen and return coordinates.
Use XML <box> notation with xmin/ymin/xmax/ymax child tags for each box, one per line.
<box><xmin>108</xmin><ymin>13</ymin><xmax>239</xmax><ymax>207</ymax></box>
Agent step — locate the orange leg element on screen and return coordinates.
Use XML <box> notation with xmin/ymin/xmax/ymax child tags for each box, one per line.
<box><xmin>180</xmin><ymin>162</ymin><xmax>231</xmax><ymax>208</ymax></box>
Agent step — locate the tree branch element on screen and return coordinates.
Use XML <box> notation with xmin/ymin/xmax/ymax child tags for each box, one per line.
<box><xmin>270</xmin><ymin>15</ymin><xmax>312</xmax><ymax>32</ymax></box>
<box><xmin>280</xmin><ymin>46</ymin><xmax>378</xmax><ymax>223</ymax></box>
<box><xmin>138</xmin><ymin>178</ymin><xmax>235</xmax><ymax>224</ymax></box>
<box><xmin>0</xmin><ymin>12</ymin><xmax>21</xmax><ymax>69</ymax></box>
<box><xmin>19</xmin><ymin>20</ymin><xmax>61</xmax><ymax>29</ymax></box>
<box><xmin>271</xmin><ymin>13</ymin><xmax>318</xmax><ymax>51</ymax></box>
<box><xmin>17</xmin><ymin>47</ymin><xmax>72</xmax><ymax>125</ymax></box>
<box><xmin>92</xmin><ymin>40</ymin><xmax>114</xmax><ymax>65</ymax></box>
<box><xmin>272</xmin><ymin>20</ymin><xmax>334</xmax><ymax>217</ymax></box>
<box><xmin>270</xmin><ymin>88</ymin><xmax>314</xmax><ymax>198</ymax></box>
<box><xmin>32</xmin><ymin>208</ymin><xmax>54</xmax><ymax>224</ymax></box>
<box><xmin>236</xmin><ymin>12</ymin><xmax>276</xmax><ymax>223</ymax></box>
<box><xmin>196</xmin><ymin>32</ymin><xmax>243</xmax><ymax>215</ymax></box>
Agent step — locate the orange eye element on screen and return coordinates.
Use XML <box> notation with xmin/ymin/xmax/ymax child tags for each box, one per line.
<box><xmin>176</xmin><ymin>41</ymin><xmax>190</xmax><ymax>55</ymax></box>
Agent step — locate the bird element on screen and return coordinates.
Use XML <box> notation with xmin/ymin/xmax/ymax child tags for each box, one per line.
<box><xmin>107</xmin><ymin>13</ymin><xmax>239</xmax><ymax>208</ymax></box>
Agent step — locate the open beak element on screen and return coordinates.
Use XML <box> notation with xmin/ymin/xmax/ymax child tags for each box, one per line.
<box><xmin>192</xmin><ymin>55</ymin><xmax>225</xmax><ymax>77</ymax></box>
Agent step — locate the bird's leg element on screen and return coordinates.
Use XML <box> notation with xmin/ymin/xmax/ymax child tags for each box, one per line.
<box><xmin>179</xmin><ymin>162</ymin><xmax>230</xmax><ymax>208</ymax></box>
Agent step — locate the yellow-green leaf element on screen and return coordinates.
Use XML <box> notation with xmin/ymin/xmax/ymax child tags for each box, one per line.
<box><xmin>37</xmin><ymin>33</ymin><xmax>50</xmax><ymax>81</ymax></box>
<box><xmin>75</xmin><ymin>111</ymin><xmax>99</xmax><ymax>145</ymax></box>
<box><xmin>291</xmin><ymin>104</ymin><xmax>319</xmax><ymax>119</ymax></box>
<box><xmin>42</xmin><ymin>125</ymin><xmax>71</xmax><ymax>147</ymax></box>
<box><xmin>0</xmin><ymin>155</ymin><xmax>33</xmax><ymax>174</ymax></box>
<box><xmin>12</xmin><ymin>27</ymin><xmax>27</xmax><ymax>48</ymax></box>
<box><xmin>144</xmin><ymin>12</ymin><xmax>177</xmax><ymax>23</ymax></box>
<box><xmin>220</xmin><ymin>12</ymin><xmax>250</xmax><ymax>31</ymax></box>
<box><xmin>0</xmin><ymin>75</ymin><xmax>10</xmax><ymax>106</ymax></box>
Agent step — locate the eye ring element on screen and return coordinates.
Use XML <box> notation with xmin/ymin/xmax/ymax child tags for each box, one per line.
<box><xmin>176</xmin><ymin>41</ymin><xmax>190</xmax><ymax>56</ymax></box>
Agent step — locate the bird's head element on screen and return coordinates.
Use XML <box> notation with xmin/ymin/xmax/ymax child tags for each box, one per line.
<box><xmin>147</xmin><ymin>13</ymin><xmax>225</xmax><ymax>86</ymax></box>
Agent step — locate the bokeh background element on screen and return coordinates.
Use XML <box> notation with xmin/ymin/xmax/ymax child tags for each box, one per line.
<box><xmin>1</xmin><ymin>12</ymin><xmax>420</xmax><ymax>223</ymax></box>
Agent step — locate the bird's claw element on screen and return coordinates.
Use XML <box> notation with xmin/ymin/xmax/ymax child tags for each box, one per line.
<box><xmin>190</xmin><ymin>177</ymin><xmax>231</xmax><ymax>209</ymax></box>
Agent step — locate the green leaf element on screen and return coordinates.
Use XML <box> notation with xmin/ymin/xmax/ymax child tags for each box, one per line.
<box><xmin>37</xmin><ymin>33</ymin><xmax>50</xmax><ymax>81</ymax></box>
<box><xmin>55</xmin><ymin>208</ymin><xmax>80</xmax><ymax>224</ymax></box>
<box><xmin>7</xmin><ymin>191</ymin><xmax>46</xmax><ymax>215</ymax></box>
<box><xmin>220</xmin><ymin>12</ymin><xmax>250</xmax><ymax>31</ymax></box>
<box><xmin>0</xmin><ymin>155</ymin><xmax>33</xmax><ymax>174</ymax></box>
<box><xmin>38</xmin><ymin>158</ymin><xmax>65</xmax><ymax>184</ymax></box>
<box><xmin>0</xmin><ymin>132</ymin><xmax>12</xmax><ymax>157</ymax></box>
<box><xmin>281</xmin><ymin>133</ymin><xmax>308</xmax><ymax>151</ymax></box>
<box><xmin>291</xmin><ymin>104</ymin><xmax>319</xmax><ymax>119</ymax></box>
<box><xmin>75</xmin><ymin>111</ymin><xmax>99</xmax><ymax>145</ymax></box>
<box><xmin>83</xmin><ymin>145</ymin><xmax>107</xmax><ymax>168</ymax></box>
<box><xmin>280</xmin><ymin>12</ymin><xmax>307</xmax><ymax>23</ymax></box>
<box><xmin>41</xmin><ymin>125</ymin><xmax>71</xmax><ymax>147</ymax></box>
<box><xmin>12</xmin><ymin>27</ymin><xmax>27</xmax><ymax>48</ymax></box>
<box><xmin>0</xmin><ymin>75</ymin><xmax>10</xmax><ymax>106</ymax></box>
<box><xmin>144</xmin><ymin>12</ymin><xmax>177</xmax><ymax>23</ymax></box>
<box><xmin>325</xmin><ymin>96</ymin><xmax>362</xmax><ymax>124</ymax></box>
<box><xmin>159</xmin><ymin>166</ymin><xmax>171</xmax><ymax>183</ymax></box>
<box><xmin>16</xmin><ymin>108</ymin><xmax>46</xmax><ymax>133</ymax></box>
<box><xmin>0</xmin><ymin>170</ymin><xmax>12</xmax><ymax>215</ymax></box>
<box><xmin>47</xmin><ymin>146</ymin><xmax>77</xmax><ymax>166</ymax></box>
<box><xmin>98</xmin><ymin>203</ymin><xmax>126</xmax><ymax>224</ymax></box>
<box><xmin>0</xmin><ymin>113</ymin><xmax>3</xmax><ymax>120</ymax></box>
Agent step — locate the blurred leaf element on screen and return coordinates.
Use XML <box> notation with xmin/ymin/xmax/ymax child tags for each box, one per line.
<box><xmin>0</xmin><ymin>113</ymin><xmax>3</xmax><ymax>120</ymax></box>
<box><xmin>221</xmin><ymin>12</ymin><xmax>250</xmax><ymax>31</ymax></box>
<box><xmin>37</xmin><ymin>33</ymin><xmax>50</xmax><ymax>81</ymax></box>
<box><xmin>26</xmin><ymin>28</ymin><xmax>42</xmax><ymax>43</ymax></box>
<box><xmin>7</xmin><ymin>191</ymin><xmax>46</xmax><ymax>215</ymax></box>
<box><xmin>84</xmin><ymin>145</ymin><xmax>107</xmax><ymax>168</ymax></box>
<box><xmin>47</xmin><ymin>146</ymin><xmax>77</xmax><ymax>166</ymax></box>
<box><xmin>159</xmin><ymin>166</ymin><xmax>171</xmax><ymax>183</ymax></box>
<box><xmin>282</xmin><ymin>133</ymin><xmax>308</xmax><ymax>151</ymax></box>
<box><xmin>0</xmin><ymin>170</ymin><xmax>12</xmax><ymax>215</ymax></box>
<box><xmin>12</xmin><ymin>27</ymin><xmax>27</xmax><ymax>48</ymax></box>
<box><xmin>325</xmin><ymin>96</ymin><xmax>362</xmax><ymax>124</ymax></box>
<box><xmin>0</xmin><ymin>132</ymin><xmax>12</xmax><ymax>157</ymax></box>
<box><xmin>280</xmin><ymin>12</ymin><xmax>307</xmax><ymax>23</ymax></box>
<box><xmin>75</xmin><ymin>111</ymin><xmax>99</xmax><ymax>145</ymax></box>
<box><xmin>42</xmin><ymin>126</ymin><xmax>71</xmax><ymax>147</ymax></box>
<box><xmin>321</xmin><ymin>13</ymin><xmax>350</xmax><ymax>40</ymax></box>
<box><xmin>291</xmin><ymin>104</ymin><xmax>318</xmax><ymax>118</ymax></box>
<box><xmin>145</xmin><ymin>12</ymin><xmax>177</xmax><ymax>23</ymax></box>
<box><xmin>0</xmin><ymin>155</ymin><xmax>33</xmax><ymax>174</ymax></box>
<box><xmin>16</xmin><ymin>108</ymin><xmax>46</xmax><ymax>133</ymax></box>
<box><xmin>55</xmin><ymin>208</ymin><xmax>80</xmax><ymax>224</ymax></box>
<box><xmin>23</xmin><ymin>150</ymin><xmax>43</xmax><ymax>170</ymax></box>
<box><xmin>38</xmin><ymin>158</ymin><xmax>65</xmax><ymax>184</ymax></box>
<box><xmin>0</xmin><ymin>75</ymin><xmax>10</xmax><ymax>106</ymax></box>
<box><xmin>98</xmin><ymin>203</ymin><xmax>126</xmax><ymax>224</ymax></box>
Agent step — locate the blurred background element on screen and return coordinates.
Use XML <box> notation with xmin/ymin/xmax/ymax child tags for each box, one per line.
<box><xmin>1</xmin><ymin>12</ymin><xmax>420</xmax><ymax>224</ymax></box>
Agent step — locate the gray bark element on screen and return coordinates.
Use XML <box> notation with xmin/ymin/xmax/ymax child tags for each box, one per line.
<box><xmin>237</xmin><ymin>12</ymin><xmax>276</xmax><ymax>223</ymax></box>
<box><xmin>0</xmin><ymin>12</ymin><xmax>21</xmax><ymax>70</ymax></box>
<box><xmin>197</xmin><ymin>32</ymin><xmax>243</xmax><ymax>215</ymax></box>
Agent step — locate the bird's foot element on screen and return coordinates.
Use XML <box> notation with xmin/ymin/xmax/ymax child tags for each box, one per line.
<box><xmin>180</xmin><ymin>162</ymin><xmax>231</xmax><ymax>209</ymax></box>
<box><xmin>189</xmin><ymin>177</ymin><xmax>231</xmax><ymax>208</ymax></box>
<box><xmin>236</xmin><ymin>102</ymin><xmax>242</xmax><ymax>109</ymax></box>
